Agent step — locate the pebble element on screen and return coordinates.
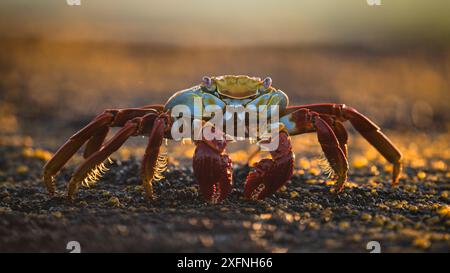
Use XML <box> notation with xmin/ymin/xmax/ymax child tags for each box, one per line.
<box><xmin>108</xmin><ymin>196</ymin><xmax>122</xmax><ymax>207</ymax></box>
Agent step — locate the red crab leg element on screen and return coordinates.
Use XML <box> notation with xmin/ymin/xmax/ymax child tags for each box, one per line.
<box><xmin>280</xmin><ymin>109</ymin><xmax>349</xmax><ymax>192</ymax></box>
<box><xmin>193</xmin><ymin>128</ymin><xmax>233</xmax><ymax>203</ymax></box>
<box><xmin>43</xmin><ymin>111</ymin><xmax>116</xmax><ymax>194</ymax></box>
<box><xmin>331</xmin><ymin>120</ymin><xmax>348</xmax><ymax>158</ymax></box>
<box><xmin>313</xmin><ymin>115</ymin><xmax>349</xmax><ymax>192</ymax></box>
<box><xmin>67</xmin><ymin>118</ymin><xmax>139</xmax><ymax>198</ymax></box>
<box><xmin>142</xmin><ymin>104</ymin><xmax>165</xmax><ymax>111</ymax></box>
<box><xmin>43</xmin><ymin>107</ymin><xmax>161</xmax><ymax>195</ymax></box>
<box><xmin>67</xmin><ymin>113</ymin><xmax>162</xmax><ymax>199</ymax></box>
<box><xmin>83</xmin><ymin>107</ymin><xmax>161</xmax><ymax>158</ymax></box>
<box><xmin>319</xmin><ymin>115</ymin><xmax>349</xmax><ymax>158</ymax></box>
<box><xmin>244</xmin><ymin>131</ymin><xmax>295</xmax><ymax>199</ymax></box>
<box><xmin>284</xmin><ymin>104</ymin><xmax>403</xmax><ymax>186</ymax></box>
<box><xmin>141</xmin><ymin>116</ymin><xmax>167</xmax><ymax>199</ymax></box>
<box><xmin>83</xmin><ymin>126</ymin><xmax>110</xmax><ymax>159</ymax></box>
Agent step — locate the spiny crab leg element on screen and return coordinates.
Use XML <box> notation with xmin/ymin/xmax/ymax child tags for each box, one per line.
<box><xmin>83</xmin><ymin>126</ymin><xmax>110</xmax><ymax>159</ymax></box>
<box><xmin>320</xmin><ymin>115</ymin><xmax>348</xmax><ymax>158</ymax></box>
<box><xmin>280</xmin><ymin>108</ymin><xmax>349</xmax><ymax>192</ymax></box>
<box><xmin>68</xmin><ymin>118</ymin><xmax>140</xmax><ymax>199</ymax></box>
<box><xmin>67</xmin><ymin>112</ymin><xmax>167</xmax><ymax>200</ymax></box>
<box><xmin>286</xmin><ymin>104</ymin><xmax>403</xmax><ymax>186</ymax></box>
<box><xmin>281</xmin><ymin>103</ymin><xmax>402</xmax><ymax>186</ymax></box>
<box><xmin>313</xmin><ymin>115</ymin><xmax>349</xmax><ymax>192</ymax></box>
<box><xmin>42</xmin><ymin>107</ymin><xmax>162</xmax><ymax>196</ymax></box>
<box><xmin>141</xmin><ymin>117</ymin><xmax>167</xmax><ymax>199</ymax></box>
<box><xmin>83</xmin><ymin>105</ymin><xmax>163</xmax><ymax>158</ymax></box>
<box><xmin>82</xmin><ymin>108</ymin><xmax>161</xmax><ymax>159</ymax></box>
<box><xmin>43</xmin><ymin>111</ymin><xmax>116</xmax><ymax>194</ymax></box>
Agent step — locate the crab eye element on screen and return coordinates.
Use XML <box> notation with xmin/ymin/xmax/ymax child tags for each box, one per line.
<box><xmin>263</xmin><ymin>77</ymin><xmax>272</xmax><ymax>89</ymax></box>
<box><xmin>202</xmin><ymin>76</ymin><xmax>212</xmax><ymax>88</ymax></box>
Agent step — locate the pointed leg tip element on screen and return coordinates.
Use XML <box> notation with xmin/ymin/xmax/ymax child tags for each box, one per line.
<box><xmin>67</xmin><ymin>177</ymin><xmax>81</xmax><ymax>200</ymax></box>
<box><xmin>47</xmin><ymin>186</ymin><xmax>56</xmax><ymax>196</ymax></box>
<box><xmin>145</xmin><ymin>195</ymin><xmax>156</xmax><ymax>202</ymax></box>
<box><xmin>43</xmin><ymin>174</ymin><xmax>56</xmax><ymax>195</ymax></box>
<box><xmin>391</xmin><ymin>161</ymin><xmax>402</xmax><ymax>187</ymax></box>
<box><xmin>333</xmin><ymin>172</ymin><xmax>348</xmax><ymax>193</ymax></box>
<box><xmin>143</xmin><ymin>183</ymin><xmax>155</xmax><ymax>200</ymax></box>
<box><xmin>144</xmin><ymin>192</ymin><xmax>155</xmax><ymax>201</ymax></box>
<box><xmin>391</xmin><ymin>176</ymin><xmax>400</xmax><ymax>187</ymax></box>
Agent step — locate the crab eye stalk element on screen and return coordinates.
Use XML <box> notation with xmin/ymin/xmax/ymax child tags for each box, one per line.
<box><xmin>263</xmin><ymin>77</ymin><xmax>272</xmax><ymax>89</ymax></box>
<box><xmin>202</xmin><ymin>76</ymin><xmax>213</xmax><ymax>88</ymax></box>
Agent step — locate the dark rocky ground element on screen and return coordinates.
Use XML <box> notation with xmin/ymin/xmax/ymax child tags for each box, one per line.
<box><xmin>0</xmin><ymin>139</ymin><xmax>448</xmax><ymax>253</ymax></box>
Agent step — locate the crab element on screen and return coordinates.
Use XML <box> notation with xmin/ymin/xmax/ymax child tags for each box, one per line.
<box><xmin>43</xmin><ymin>75</ymin><xmax>403</xmax><ymax>202</ymax></box>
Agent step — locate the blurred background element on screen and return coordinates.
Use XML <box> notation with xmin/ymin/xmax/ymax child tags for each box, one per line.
<box><xmin>0</xmin><ymin>0</ymin><xmax>449</xmax><ymax>151</ymax></box>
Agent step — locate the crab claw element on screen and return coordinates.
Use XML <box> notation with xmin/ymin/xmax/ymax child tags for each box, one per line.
<box><xmin>244</xmin><ymin>131</ymin><xmax>294</xmax><ymax>199</ymax></box>
<box><xmin>193</xmin><ymin>138</ymin><xmax>232</xmax><ymax>203</ymax></box>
